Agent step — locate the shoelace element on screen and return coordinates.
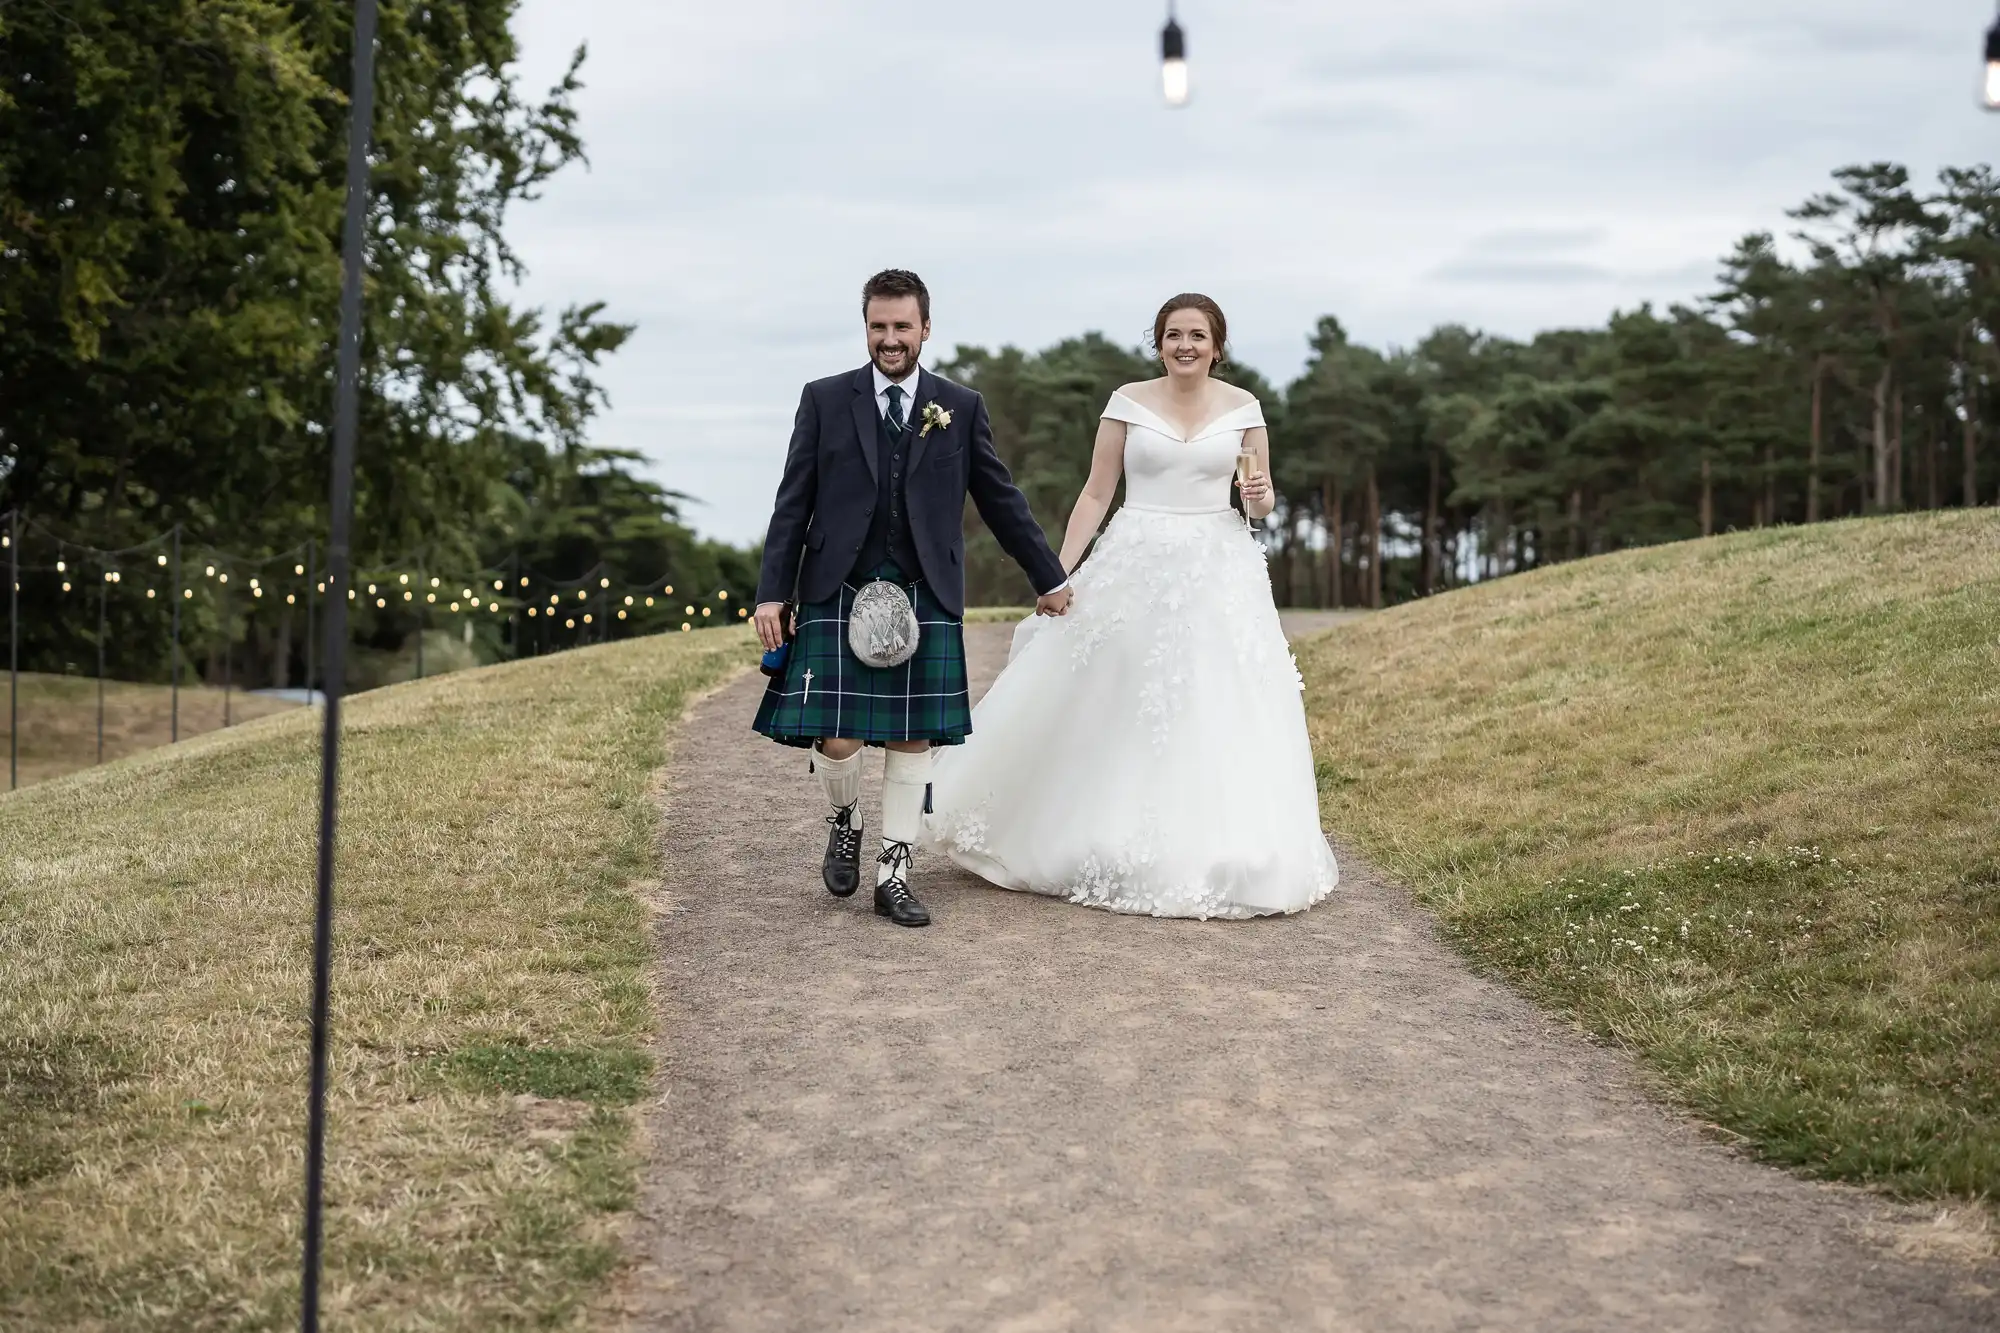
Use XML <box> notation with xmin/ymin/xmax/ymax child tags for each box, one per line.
<box><xmin>877</xmin><ymin>842</ymin><xmax>915</xmax><ymax>898</ymax></box>
<box><xmin>827</xmin><ymin>811</ymin><xmax>863</xmax><ymax>862</ymax></box>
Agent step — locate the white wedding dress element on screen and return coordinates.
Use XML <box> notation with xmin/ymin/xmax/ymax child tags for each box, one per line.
<box><xmin>924</xmin><ymin>390</ymin><xmax>1339</xmax><ymax>919</ymax></box>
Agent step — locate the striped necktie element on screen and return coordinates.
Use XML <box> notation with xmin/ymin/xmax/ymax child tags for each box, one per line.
<box><xmin>884</xmin><ymin>383</ymin><xmax>906</xmax><ymax>439</ymax></box>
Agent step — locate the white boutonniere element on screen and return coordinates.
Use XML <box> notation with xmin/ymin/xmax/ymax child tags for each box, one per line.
<box><xmin>919</xmin><ymin>402</ymin><xmax>953</xmax><ymax>438</ymax></box>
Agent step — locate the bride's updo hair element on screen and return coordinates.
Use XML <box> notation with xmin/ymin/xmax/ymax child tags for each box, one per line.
<box><xmin>1152</xmin><ymin>293</ymin><xmax>1228</xmax><ymax>369</ymax></box>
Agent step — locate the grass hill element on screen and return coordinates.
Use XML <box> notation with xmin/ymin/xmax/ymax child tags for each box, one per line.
<box><xmin>1300</xmin><ymin>509</ymin><xmax>2000</xmax><ymax>1206</ymax></box>
<box><xmin>0</xmin><ymin>628</ymin><xmax>752</xmax><ymax>1329</ymax></box>
<box><xmin>2</xmin><ymin>673</ymin><xmax>301</xmax><ymax>790</ymax></box>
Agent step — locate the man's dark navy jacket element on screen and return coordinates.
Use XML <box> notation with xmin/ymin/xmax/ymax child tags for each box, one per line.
<box><xmin>754</xmin><ymin>364</ymin><xmax>1067</xmax><ymax>620</ymax></box>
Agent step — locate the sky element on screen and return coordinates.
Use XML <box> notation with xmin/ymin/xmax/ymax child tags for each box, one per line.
<box><xmin>504</xmin><ymin>1</ymin><xmax>2000</xmax><ymax>543</ymax></box>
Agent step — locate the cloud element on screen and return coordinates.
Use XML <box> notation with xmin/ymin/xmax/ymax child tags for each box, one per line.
<box><xmin>503</xmin><ymin>0</ymin><xmax>2000</xmax><ymax>541</ymax></box>
<box><xmin>1429</xmin><ymin>258</ymin><xmax>1615</xmax><ymax>285</ymax></box>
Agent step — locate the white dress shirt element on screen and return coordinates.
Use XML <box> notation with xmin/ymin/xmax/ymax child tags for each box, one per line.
<box><xmin>873</xmin><ymin>363</ymin><xmax>921</xmax><ymax>426</ymax></box>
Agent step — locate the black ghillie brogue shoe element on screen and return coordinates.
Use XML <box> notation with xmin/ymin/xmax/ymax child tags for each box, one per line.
<box><xmin>823</xmin><ymin>805</ymin><xmax>863</xmax><ymax>898</ymax></box>
<box><xmin>873</xmin><ymin>843</ymin><xmax>930</xmax><ymax>928</ymax></box>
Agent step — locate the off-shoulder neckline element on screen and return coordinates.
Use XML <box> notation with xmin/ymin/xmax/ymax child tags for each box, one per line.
<box><xmin>1105</xmin><ymin>389</ymin><xmax>1263</xmax><ymax>443</ymax></box>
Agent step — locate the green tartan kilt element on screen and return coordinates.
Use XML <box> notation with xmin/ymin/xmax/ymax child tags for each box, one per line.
<box><xmin>753</xmin><ymin>571</ymin><xmax>971</xmax><ymax>748</ymax></box>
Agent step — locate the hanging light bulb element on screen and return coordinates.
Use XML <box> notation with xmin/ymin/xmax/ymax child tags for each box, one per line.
<box><xmin>1161</xmin><ymin>3</ymin><xmax>1190</xmax><ymax>107</ymax></box>
<box><xmin>1985</xmin><ymin>8</ymin><xmax>2000</xmax><ymax>109</ymax></box>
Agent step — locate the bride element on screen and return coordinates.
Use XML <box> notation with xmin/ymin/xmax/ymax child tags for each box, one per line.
<box><xmin>925</xmin><ymin>294</ymin><xmax>1339</xmax><ymax>919</ymax></box>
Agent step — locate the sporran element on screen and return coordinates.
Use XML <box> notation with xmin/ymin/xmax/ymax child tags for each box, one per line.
<box><xmin>848</xmin><ymin>579</ymin><xmax>921</xmax><ymax>668</ymax></box>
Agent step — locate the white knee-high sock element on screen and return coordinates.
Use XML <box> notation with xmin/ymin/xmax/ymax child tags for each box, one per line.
<box><xmin>879</xmin><ymin>749</ymin><xmax>931</xmax><ymax>878</ymax></box>
<box><xmin>814</xmin><ymin>745</ymin><xmax>862</xmax><ymax>815</ymax></box>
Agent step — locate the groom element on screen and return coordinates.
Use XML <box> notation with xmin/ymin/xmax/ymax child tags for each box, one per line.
<box><xmin>752</xmin><ymin>269</ymin><xmax>1071</xmax><ymax>927</ymax></box>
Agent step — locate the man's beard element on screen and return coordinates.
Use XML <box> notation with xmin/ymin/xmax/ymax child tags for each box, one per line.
<box><xmin>872</xmin><ymin>343</ymin><xmax>919</xmax><ymax>379</ymax></box>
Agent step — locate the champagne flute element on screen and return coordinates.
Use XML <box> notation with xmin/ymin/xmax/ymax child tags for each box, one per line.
<box><xmin>1236</xmin><ymin>446</ymin><xmax>1261</xmax><ymax>532</ymax></box>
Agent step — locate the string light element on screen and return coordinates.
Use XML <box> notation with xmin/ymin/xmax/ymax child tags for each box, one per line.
<box><xmin>205</xmin><ymin>564</ymin><xmax>214</xmax><ymax>576</ymax></box>
<box><xmin>623</xmin><ymin>595</ymin><xmax>634</xmax><ymax>606</ymax></box>
<box><xmin>576</xmin><ymin>590</ymin><xmax>587</xmax><ymax>601</ymax></box>
<box><xmin>62</xmin><ymin>581</ymin><xmax>72</xmax><ymax>592</ymax></box>
<box><xmin>218</xmin><ymin>573</ymin><xmax>228</xmax><ymax>584</ymax></box>
<box><xmin>376</xmin><ymin>597</ymin><xmax>387</xmax><ymax>608</ymax></box>
<box><xmin>398</xmin><ymin>574</ymin><xmax>409</xmax><ymax>585</ymax></box>
<box><xmin>664</xmin><ymin>584</ymin><xmax>674</xmax><ymax>594</ymax></box>
<box><xmin>402</xmin><ymin>590</ymin><xmax>412</xmax><ymax>601</ymax></box>
<box><xmin>461</xmin><ymin>588</ymin><xmax>473</xmax><ymax>599</ymax></box>
<box><xmin>185</xmin><ymin>589</ymin><xmax>194</xmax><ymax>599</ymax></box>
<box><xmin>528</xmin><ymin>607</ymin><xmax>538</xmax><ymax>618</ymax></box>
<box><xmin>582</xmin><ymin>613</ymin><xmax>593</xmax><ymax>625</ymax></box>
<box><xmin>147</xmin><ymin>589</ymin><xmax>157</xmax><ymax>599</ymax></box>
<box><xmin>645</xmin><ymin>596</ymin><xmax>654</xmax><ymax>607</ymax></box>
<box><xmin>56</xmin><ymin>560</ymin><xmax>66</xmax><ymax>573</ymax></box>
<box><xmin>599</xmin><ymin>577</ymin><xmax>610</xmax><ymax>589</ymax></box>
<box><xmin>565</xmin><ymin>618</ymin><xmax>575</xmax><ymax>629</ymax></box>
<box><xmin>287</xmin><ymin>594</ymin><xmax>297</xmax><ymax>605</ymax></box>
<box><xmin>617</xmin><ymin>609</ymin><xmax>627</xmax><ymax>620</ymax></box>
<box><xmin>718</xmin><ymin>590</ymin><xmax>729</xmax><ymax>600</ymax></box>
<box><xmin>157</xmin><ymin>554</ymin><xmax>167</xmax><ymax>566</ymax></box>
<box><xmin>701</xmin><ymin>607</ymin><xmax>711</xmax><ymax>618</ymax></box>
<box><xmin>1161</xmin><ymin>2</ymin><xmax>1189</xmax><ymax>106</ymax></box>
<box><xmin>681</xmin><ymin>622</ymin><xmax>691</xmax><ymax>632</ymax></box>
<box><xmin>429</xmin><ymin>576</ymin><xmax>439</xmax><ymax>588</ymax></box>
<box><xmin>683</xmin><ymin>604</ymin><xmax>694</xmax><ymax>615</ymax></box>
<box><xmin>295</xmin><ymin>564</ymin><xmax>305</xmax><ymax>575</ymax></box>
<box><xmin>1986</xmin><ymin>8</ymin><xmax>2000</xmax><ymax>109</ymax></box>
<box><xmin>368</xmin><ymin>583</ymin><xmax>377</xmax><ymax>595</ymax></box>
<box><xmin>450</xmin><ymin>601</ymin><xmax>460</xmax><ymax>612</ymax></box>
<box><xmin>425</xmin><ymin>592</ymin><xmax>436</xmax><ymax>603</ymax></box>
<box><xmin>738</xmin><ymin>607</ymin><xmax>748</xmax><ymax>618</ymax></box>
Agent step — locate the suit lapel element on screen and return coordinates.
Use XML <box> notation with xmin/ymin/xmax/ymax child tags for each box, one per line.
<box><xmin>905</xmin><ymin>368</ymin><xmax>941</xmax><ymax>472</ymax></box>
<box><xmin>849</xmin><ymin>365</ymin><xmax>880</xmax><ymax>485</ymax></box>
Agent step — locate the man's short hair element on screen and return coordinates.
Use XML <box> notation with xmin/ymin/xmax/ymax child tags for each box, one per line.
<box><xmin>862</xmin><ymin>269</ymin><xmax>930</xmax><ymax>324</ymax></box>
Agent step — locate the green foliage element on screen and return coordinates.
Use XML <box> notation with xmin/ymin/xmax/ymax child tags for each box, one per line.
<box><xmin>943</xmin><ymin>161</ymin><xmax>1997</xmax><ymax>611</ymax></box>
<box><xmin>0</xmin><ymin>1</ymin><xmax>754</xmax><ymax>686</ymax></box>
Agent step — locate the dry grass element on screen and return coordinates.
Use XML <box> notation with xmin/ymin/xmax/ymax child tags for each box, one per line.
<box><xmin>1302</xmin><ymin>509</ymin><xmax>2000</xmax><ymax>1208</ymax></box>
<box><xmin>2</xmin><ymin>673</ymin><xmax>301</xmax><ymax>790</ymax></box>
<box><xmin>0</xmin><ymin>628</ymin><xmax>754</xmax><ymax>1329</ymax></box>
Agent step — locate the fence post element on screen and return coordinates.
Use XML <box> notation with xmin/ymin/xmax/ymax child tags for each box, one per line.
<box><xmin>96</xmin><ymin>562</ymin><xmax>108</xmax><ymax>764</ymax></box>
<box><xmin>170</xmin><ymin>524</ymin><xmax>181</xmax><ymax>744</ymax></box>
<box><xmin>8</xmin><ymin>508</ymin><xmax>17</xmax><ymax>791</ymax></box>
<box><xmin>307</xmin><ymin>537</ymin><xmax>317</xmax><ymax>701</ymax></box>
<box><xmin>222</xmin><ymin>573</ymin><xmax>233</xmax><ymax>728</ymax></box>
<box><xmin>415</xmin><ymin>558</ymin><xmax>426</xmax><ymax>680</ymax></box>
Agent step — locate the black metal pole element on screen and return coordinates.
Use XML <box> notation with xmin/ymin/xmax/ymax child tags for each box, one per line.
<box><xmin>415</xmin><ymin>559</ymin><xmax>425</xmax><ymax>680</ymax></box>
<box><xmin>8</xmin><ymin>509</ymin><xmax>16</xmax><ymax>791</ymax></box>
<box><xmin>222</xmin><ymin>575</ymin><xmax>233</xmax><ymax>728</ymax></box>
<box><xmin>170</xmin><ymin>525</ymin><xmax>181</xmax><ymax>744</ymax></box>
<box><xmin>303</xmin><ymin>4</ymin><xmax>377</xmax><ymax>1329</ymax></box>
<box><xmin>96</xmin><ymin>565</ymin><xmax>108</xmax><ymax>765</ymax></box>
<box><xmin>306</xmin><ymin>538</ymin><xmax>317</xmax><ymax>701</ymax></box>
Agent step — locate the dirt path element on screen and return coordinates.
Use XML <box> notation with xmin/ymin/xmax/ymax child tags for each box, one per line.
<box><xmin>631</xmin><ymin>624</ymin><xmax>1995</xmax><ymax>1332</ymax></box>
